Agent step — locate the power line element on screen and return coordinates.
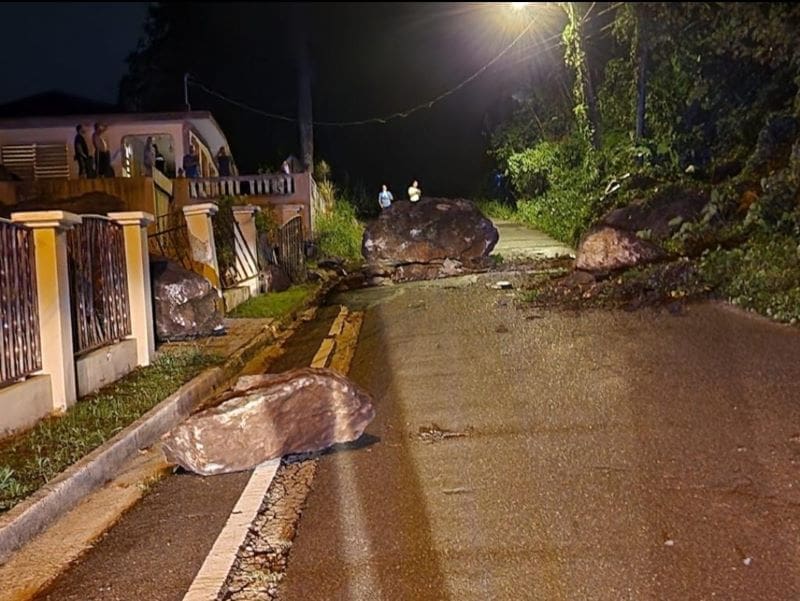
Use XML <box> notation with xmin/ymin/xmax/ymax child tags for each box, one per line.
<box><xmin>188</xmin><ymin>18</ymin><xmax>537</xmax><ymax>127</ymax></box>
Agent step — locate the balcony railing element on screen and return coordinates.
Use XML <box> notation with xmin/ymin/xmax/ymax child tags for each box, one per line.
<box><xmin>188</xmin><ymin>174</ymin><xmax>295</xmax><ymax>199</ymax></box>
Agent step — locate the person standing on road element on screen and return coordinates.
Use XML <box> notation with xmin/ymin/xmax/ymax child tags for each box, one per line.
<box><xmin>378</xmin><ymin>184</ymin><xmax>393</xmax><ymax>209</ymax></box>
<box><xmin>408</xmin><ymin>179</ymin><xmax>421</xmax><ymax>202</ymax></box>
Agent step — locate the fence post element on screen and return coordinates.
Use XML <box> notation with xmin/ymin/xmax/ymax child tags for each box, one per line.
<box><xmin>232</xmin><ymin>205</ymin><xmax>259</xmax><ymax>296</ymax></box>
<box><xmin>11</xmin><ymin>210</ymin><xmax>81</xmax><ymax>411</ymax></box>
<box><xmin>182</xmin><ymin>202</ymin><xmax>221</xmax><ymax>290</ymax></box>
<box><xmin>109</xmin><ymin>211</ymin><xmax>156</xmax><ymax>367</ymax></box>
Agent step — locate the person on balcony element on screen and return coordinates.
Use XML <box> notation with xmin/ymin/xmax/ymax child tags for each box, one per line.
<box><xmin>143</xmin><ymin>136</ymin><xmax>155</xmax><ymax>177</ymax></box>
<box><xmin>183</xmin><ymin>144</ymin><xmax>200</xmax><ymax>178</ymax></box>
<box><xmin>93</xmin><ymin>123</ymin><xmax>114</xmax><ymax>178</ymax></box>
<box><xmin>216</xmin><ymin>146</ymin><xmax>232</xmax><ymax>177</ymax></box>
<box><xmin>154</xmin><ymin>144</ymin><xmax>166</xmax><ymax>174</ymax></box>
<box><xmin>74</xmin><ymin>124</ymin><xmax>92</xmax><ymax>178</ymax></box>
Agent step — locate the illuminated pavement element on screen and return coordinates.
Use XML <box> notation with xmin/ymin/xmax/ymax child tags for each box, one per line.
<box><xmin>279</xmin><ymin>278</ymin><xmax>800</xmax><ymax>600</ymax></box>
<box><xmin>490</xmin><ymin>220</ymin><xmax>574</xmax><ymax>260</ymax></box>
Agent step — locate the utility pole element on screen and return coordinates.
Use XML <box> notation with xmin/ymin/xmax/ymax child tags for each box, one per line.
<box><xmin>292</xmin><ymin>4</ymin><xmax>314</xmax><ymax>172</ymax></box>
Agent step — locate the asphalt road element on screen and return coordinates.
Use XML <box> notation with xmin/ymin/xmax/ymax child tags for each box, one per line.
<box><xmin>31</xmin><ymin>306</ymin><xmax>341</xmax><ymax>601</ymax></box>
<box><xmin>278</xmin><ymin>277</ymin><xmax>800</xmax><ymax>601</ymax></box>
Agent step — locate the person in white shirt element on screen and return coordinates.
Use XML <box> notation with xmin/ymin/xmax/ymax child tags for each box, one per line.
<box><xmin>408</xmin><ymin>179</ymin><xmax>421</xmax><ymax>202</ymax></box>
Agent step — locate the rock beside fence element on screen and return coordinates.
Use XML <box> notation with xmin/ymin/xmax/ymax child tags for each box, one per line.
<box><xmin>150</xmin><ymin>258</ymin><xmax>224</xmax><ymax>341</ymax></box>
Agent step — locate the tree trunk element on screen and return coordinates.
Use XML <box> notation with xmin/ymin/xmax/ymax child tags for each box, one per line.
<box><xmin>562</xmin><ymin>2</ymin><xmax>601</xmax><ymax>149</ymax></box>
<box><xmin>584</xmin><ymin>63</ymin><xmax>601</xmax><ymax>149</ymax></box>
<box><xmin>634</xmin><ymin>22</ymin><xmax>648</xmax><ymax>142</ymax></box>
<box><xmin>292</xmin><ymin>4</ymin><xmax>313</xmax><ymax>171</ymax></box>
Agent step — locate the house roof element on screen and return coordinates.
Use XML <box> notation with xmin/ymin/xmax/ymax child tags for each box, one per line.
<box><xmin>0</xmin><ymin>91</ymin><xmax>119</xmax><ymax>119</ymax></box>
<box><xmin>0</xmin><ymin>109</ymin><xmax>233</xmax><ymax>158</ymax></box>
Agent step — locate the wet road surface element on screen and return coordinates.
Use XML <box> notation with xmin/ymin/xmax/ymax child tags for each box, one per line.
<box><xmin>278</xmin><ymin>278</ymin><xmax>800</xmax><ymax>600</ymax></box>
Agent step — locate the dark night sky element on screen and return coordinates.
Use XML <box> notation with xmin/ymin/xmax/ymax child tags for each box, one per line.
<box><xmin>0</xmin><ymin>2</ymin><xmax>577</xmax><ymax>197</ymax></box>
<box><xmin>0</xmin><ymin>2</ymin><xmax>148</xmax><ymax>104</ymax></box>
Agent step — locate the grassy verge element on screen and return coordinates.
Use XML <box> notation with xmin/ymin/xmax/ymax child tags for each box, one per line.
<box><xmin>0</xmin><ymin>347</ymin><xmax>223</xmax><ymax>513</ymax></box>
<box><xmin>227</xmin><ymin>284</ymin><xmax>318</xmax><ymax>320</ymax></box>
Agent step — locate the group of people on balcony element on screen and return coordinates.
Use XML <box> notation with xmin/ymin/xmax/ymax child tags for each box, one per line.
<box><xmin>73</xmin><ymin>123</ymin><xmax>115</xmax><ymax>179</ymax></box>
<box><xmin>176</xmin><ymin>144</ymin><xmax>233</xmax><ymax>179</ymax></box>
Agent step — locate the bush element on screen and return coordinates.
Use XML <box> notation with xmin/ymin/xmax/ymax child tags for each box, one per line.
<box><xmin>501</xmin><ymin>133</ymin><xmax>605</xmax><ymax>245</ymax></box>
<box><xmin>314</xmin><ymin>198</ymin><xmax>365</xmax><ymax>263</ymax></box>
<box><xmin>700</xmin><ymin>235</ymin><xmax>800</xmax><ymax>323</ymax></box>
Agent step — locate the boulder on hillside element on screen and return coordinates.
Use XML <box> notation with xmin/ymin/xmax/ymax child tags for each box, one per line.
<box><xmin>161</xmin><ymin>367</ymin><xmax>376</xmax><ymax>476</ymax></box>
<box><xmin>601</xmin><ymin>186</ymin><xmax>708</xmax><ymax>241</ymax></box>
<box><xmin>362</xmin><ymin>197</ymin><xmax>498</xmax><ymax>280</ymax></box>
<box><xmin>151</xmin><ymin>257</ymin><xmax>224</xmax><ymax>341</ymax></box>
<box><xmin>575</xmin><ymin>185</ymin><xmax>707</xmax><ymax>272</ymax></box>
<box><xmin>576</xmin><ymin>226</ymin><xmax>664</xmax><ymax>272</ymax></box>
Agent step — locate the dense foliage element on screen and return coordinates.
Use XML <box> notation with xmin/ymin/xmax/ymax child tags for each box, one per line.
<box><xmin>486</xmin><ymin>2</ymin><xmax>800</xmax><ymax>323</ymax></box>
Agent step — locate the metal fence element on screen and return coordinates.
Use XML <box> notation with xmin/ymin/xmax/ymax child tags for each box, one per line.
<box><xmin>213</xmin><ymin>205</ymin><xmax>258</xmax><ymax>289</ymax></box>
<box><xmin>67</xmin><ymin>216</ymin><xmax>131</xmax><ymax>356</ymax></box>
<box><xmin>275</xmin><ymin>216</ymin><xmax>307</xmax><ymax>283</ymax></box>
<box><xmin>0</xmin><ymin>219</ymin><xmax>41</xmax><ymax>387</ymax></box>
<box><xmin>149</xmin><ymin>212</ymin><xmax>194</xmax><ymax>272</ymax></box>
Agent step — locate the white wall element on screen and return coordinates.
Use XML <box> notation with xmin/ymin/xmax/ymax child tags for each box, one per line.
<box><xmin>0</xmin><ymin>120</ymin><xmax>217</xmax><ymax>180</ymax></box>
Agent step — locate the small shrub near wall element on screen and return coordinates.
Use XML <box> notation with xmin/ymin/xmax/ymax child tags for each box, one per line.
<box><xmin>314</xmin><ymin>198</ymin><xmax>364</xmax><ymax>264</ymax></box>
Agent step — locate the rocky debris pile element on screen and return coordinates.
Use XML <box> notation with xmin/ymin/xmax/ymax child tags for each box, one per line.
<box><xmin>523</xmin><ymin>258</ymin><xmax>709</xmax><ymax>313</ymax></box>
<box><xmin>150</xmin><ymin>258</ymin><xmax>225</xmax><ymax>341</ymax></box>
<box><xmin>362</xmin><ymin>197</ymin><xmax>499</xmax><ymax>282</ymax></box>
<box><xmin>576</xmin><ymin>186</ymin><xmax>708</xmax><ymax>272</ymax></box>
<box><xmin>161</xmin><ymin>367</ymin><xmax>375</xmax><ymax>476</ymax></box>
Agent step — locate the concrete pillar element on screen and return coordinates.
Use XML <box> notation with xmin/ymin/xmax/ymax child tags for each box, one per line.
<box><xmin>182</xmin><ymin>202</ymin><xmax>221</xmax><ymax>290</ymax></box>
<box><xmin>109</xmin><ymin>211</ymin><xmax>156</xmax><ymax>367</ymax></box>
<box><xmin>11</xmin><ymin>210</ymin><xmax>81</xmax><ymax>411</ymax></box>
<box><xmin>232</xmin><ymin>205</ymin><xmax>259</xmax><ymax>296</ymax></box>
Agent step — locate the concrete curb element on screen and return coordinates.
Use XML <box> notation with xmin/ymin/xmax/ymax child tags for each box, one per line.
<box><xmin>0</xmin><ymin>276</ymin><xmax>340</xmax><ymax>566</ymax></box>
<box><xmin>0</xmin><ymin>366</ymin><xmax>226</xmax><ymax>565</ymax></box>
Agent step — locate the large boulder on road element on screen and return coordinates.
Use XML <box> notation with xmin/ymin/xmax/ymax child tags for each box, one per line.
<box><xmin>151</xmin><ymin>258</ymin><xmax>224</xmax><ymax>341</ymax></box>
<box><xmin>161</xmin><ymin>368</ymin><xmax>375</xmax><ymax>475</ymax></box>
<box><xmin>362</xmin><ymin>197</ymin><xmax>498</xmax><ymax>267</ymax></box>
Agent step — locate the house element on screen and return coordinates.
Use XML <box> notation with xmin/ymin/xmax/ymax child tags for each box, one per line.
<box><xmin>0</xmin><ymin>92</ymin><xmax>324</xmax><ymax>233</ymax></box>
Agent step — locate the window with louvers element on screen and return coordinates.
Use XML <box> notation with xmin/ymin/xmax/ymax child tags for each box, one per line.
<box><xmin>1</xmin><ymin>143</ymin><xmax>69</xmax><ymax>180</ymax></box>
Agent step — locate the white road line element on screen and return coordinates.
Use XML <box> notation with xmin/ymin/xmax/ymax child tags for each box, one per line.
<box><xmin>181</xmin><ymin>305</ymin><xmax>350</xmax><ymax>601</ymax></box>
<box><xmin>182</xmin><ymin>460</ymin><xmax>280</xmax><ymax>601</ymax></box>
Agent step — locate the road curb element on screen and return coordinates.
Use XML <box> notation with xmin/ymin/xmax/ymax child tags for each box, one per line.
<box><xmin>0</xmin><ymin>277</ymin><xmax>339</xmax><ymax>567</ymax></box>
<box><xmin>0</xmin><ymin>365</ymin><xmax>227</xmax><ymax>566</ymax></box>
